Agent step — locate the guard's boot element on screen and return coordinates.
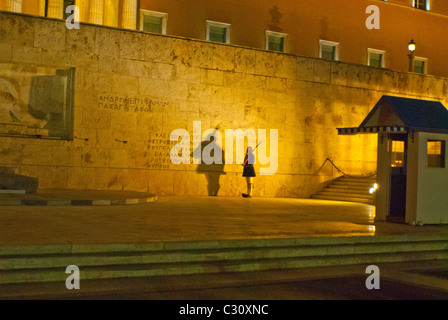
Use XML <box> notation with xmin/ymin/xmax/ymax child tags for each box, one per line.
<box><xmin>242</xmin><ymin>183</ymin><xmax>254</xmax><ymax>198</ymax></box>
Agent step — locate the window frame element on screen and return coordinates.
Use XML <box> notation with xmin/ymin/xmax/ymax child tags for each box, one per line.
<box><xmin>206</xmin><ymin>20</ymin><xmax>231</xmax><ymax>44</ymax></box>
<box><xmin>265</xmin><ymin>30</ymin><xmax>288</xmax><ymax>53</ymax></box>
<box><xmin>367</xmin><ymin>48</ymin><xmax>386</xmax><ymax>68</ymax></box>
<box><xmin>427</xmin><ymin>140</ymin><xmax>446</xmax><ymax>168</ymax></box>
<box><xmin>319</xmin><ymin>40</ymin><xmax>340</xmax><ymax>61</ymax></box>
<box><xmin>413</xmin><ymin>56</ymin><xmax>428</xmax><ymax>74</ymax></box>
<box><xmin>139</xmin><ymin>9</ymin><xmax>168</xmax><ymax>35</ymax></box>
<box><xmin>412</xmin><ymin>0</ymin><xmax>430</xmax><ymax>11</ymax></box>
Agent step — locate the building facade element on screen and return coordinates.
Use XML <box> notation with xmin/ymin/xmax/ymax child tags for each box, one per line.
<box><xmin>1</xmin><ymin>0</ymin><xmax>448</xmax><ymax>76</ymax></box>
<box><xmin>0</xmin><ymin>1</ymin><xmax>447</xmax><ymax>199</ymax></box>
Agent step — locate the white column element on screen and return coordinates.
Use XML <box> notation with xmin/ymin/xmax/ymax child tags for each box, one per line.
<box><xmin>6</xmin><ymin>0</ymin><xmax>22</xmax><ymax>13</ymax></box>
<box><xmin>38</xmin><ymin>0</ymin><xmax>46</xmax><ymax>16</ymax></box>
<box><xmin>47</xmin><ymin>0</ymin><xmax>64</xmax><ymax>19</ymax></box>
<box><xmin>121</xmin><ymin>0</ymin><xmax>137</xmax><ymax>29</ymax></box>
<box><xmin>89</xmin><ymin>0</ymin><xmax>104</xmax><ymax>25</ymax></box>
<box><xmin>103</xmin><ymin>0</ymin><xmax>119</xmax><ymax>27</ymax></box>
<box><xmin>78</xmin><ymin>0</ymin><xmax>90</xmax><ymax>23</ymax></box>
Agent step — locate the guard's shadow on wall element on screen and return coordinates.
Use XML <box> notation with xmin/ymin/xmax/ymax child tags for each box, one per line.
<box><xmin>193</xmin><ymin>130</ymin><xmax>226</xmax><ymax>196</ymax></box>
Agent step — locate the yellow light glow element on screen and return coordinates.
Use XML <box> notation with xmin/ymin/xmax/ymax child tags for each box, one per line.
<box><xmin>427</xmin><ymin>141</ymin><xmax>442</xmax><ymax>155</ymax></box>
<box><xmin>408</xmin><ymin>39</ymin><xmax>416</xmax><ymax>53</ymax></box>
<box><xmin>369</xmin><ymin>183</ymin><xmax>379</xmax><ymax>194</ymax></box>
<box><xmin>392</xmin><ymin>141</ymin><xmax>405</xmax><ymax>153</ymax></box>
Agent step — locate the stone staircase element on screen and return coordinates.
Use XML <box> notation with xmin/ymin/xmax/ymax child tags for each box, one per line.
<box><xmin>311</xmin><ymin>175</ymin><xmax>377</xmax><ymax>204</ymax></box>
<box><xmin>1</xmin><ymin>234</ymin><xmax>447</xmax><ymax>285</ymax></box>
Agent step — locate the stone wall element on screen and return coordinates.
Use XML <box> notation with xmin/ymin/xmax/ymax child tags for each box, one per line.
<box><xmin>0</xmin><ymin>11</ymin><xmax>447</xmax><ymax>197</ymax></box>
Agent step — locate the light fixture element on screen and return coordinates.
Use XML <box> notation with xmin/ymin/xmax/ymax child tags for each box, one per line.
<box><xmin>369</xmin><ymin>183</ymin><xmax>379</xmax><ymax>194</ymax></box>
<box><xmin>408</xmin><ymin>39</ymin><xmax>416</xmax><ymax>72</ymax></box>
<box><xmin>408</xmin><ymin>39</ymin><xmax>416</xmax><ymax>53</ymax></box>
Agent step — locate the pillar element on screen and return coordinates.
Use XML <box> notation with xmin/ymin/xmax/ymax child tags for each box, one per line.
<box><xmin>77</xmin><ymin>0</ymin><xmax>90</xmax><ymax>23</ymax></box>
<box><xmin>38</xmin><ymin>0</ymin><xmax>46</xmax><ymax>16</ymax></box>
<box><xmin>89</xmin><ymin>0</ymin><xmax>104</xmax><ymax>25</ymax></box>
<box><xmin>121</xmin><ymin>0</ymin><xmax>137</xmax><ymax>29</ymax></box>
<box><xmin>47</xmin><ymin>0</ymin><xmax>63</xmax><ymax>19</ymax></box>
<box><xmin>408</xmin><ymin>53</ymin><xmax>415</xmax><ymax>73</ymax></box>
<box><xmin>103</xmin><ymin>0</ymin><xmax>119</xmax><ymax>27</ymax></box>
<box><xmin>6</xmin><ymin>0</ymin><xmax>22</xmax><ymax>13</ymax></box>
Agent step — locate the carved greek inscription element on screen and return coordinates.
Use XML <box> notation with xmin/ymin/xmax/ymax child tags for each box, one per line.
<box><xmin>97</xmin><ymin>95</ymin><xmax>169</xmax><ymax>113</ymax></box>
<box><xmin>147</xmin><ymin>133</ymin><xmax>174</xmax><ymax>170</ymax></box>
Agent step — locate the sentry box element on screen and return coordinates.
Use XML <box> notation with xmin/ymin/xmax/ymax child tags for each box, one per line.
<box><xmin>338</xmin><ymin>95</ymin><xmax>448</xmax><ymax>225</ymax></box>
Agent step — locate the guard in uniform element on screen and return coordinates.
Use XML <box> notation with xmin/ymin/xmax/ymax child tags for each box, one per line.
<box><xmin>242</xmin><ymin>146</ymin><xmax>256</xmax><ymax>198</ymax></box>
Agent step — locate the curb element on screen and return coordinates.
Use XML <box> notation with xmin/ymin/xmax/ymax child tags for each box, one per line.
<box><xmin>0</xmin><ymin>196</ymin><xmax>157</xmax><ymax>206</ymax></box>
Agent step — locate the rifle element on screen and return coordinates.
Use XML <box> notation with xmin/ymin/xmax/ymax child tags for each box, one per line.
<box><xmin>242</xmin><ymin>141</ymin><xmax>263</xmax><ymax>166</ymax></box>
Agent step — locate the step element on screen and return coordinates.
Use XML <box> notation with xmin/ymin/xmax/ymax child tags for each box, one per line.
<box><xmin>338</xmin><ymin>177</ymin><xmax>377</xmax><ymax>183</ymax></box>
<box><xmin>324</xmin><ymin>187</ymin><xmax>373</xmax><ymax>196</ymax></box>
<box><xmin>333</xmin><ymin>181</ymin><xmax>376</xmax><ymax>188</ymax></box>
<box><xmin>319</xmin><ymin>188</ymin><xmax>374</xmax><ymax>195</ymax></box>
<box><xmin>310</xmin><ymin>175</ymin><xmax>377</xmax><ymax>205</ymax></box>
<box><xmin>317</xmin><ymin>191</ymin><xmax>373</xmax><ymax>200</ymax></box>
<box><xmin>329</xmin><ymin>184</ymin><xmax>373</xmax><ymax>191</ymax></box>
<box><xmin>311</xmin><ymin>194</ymin><xmax>374</xmax><ymax>204</ymax></box>
<box><xmin>1</xmin><ymin>235</ymin><xmax>447</xmax><ymax>284</ymax></box>
<box><xmin>1</xmin><ymin>239</ymin><xmax>444</xmax><ymax>271</ymax></box>
<box><xmin>323</xmin><ymin>186</ymin><xmax>374</xmax><ymax>194</ymax></box>
<box><xmin>3</xmin><ymin>250</ymin><xmax>448</xmax><ymax>284</ymax></box>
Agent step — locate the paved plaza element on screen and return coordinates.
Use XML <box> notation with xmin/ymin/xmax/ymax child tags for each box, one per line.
<box><xmin>1</xmin><ymin>193</ymin><xmax>448</xmax><ymax>246</ymax></box>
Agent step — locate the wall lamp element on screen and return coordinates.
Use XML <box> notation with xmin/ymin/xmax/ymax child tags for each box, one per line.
<box><xmin>408</xmin><ymin>39</ymin><xmax>416</xmax><ymax>72</ymax></box>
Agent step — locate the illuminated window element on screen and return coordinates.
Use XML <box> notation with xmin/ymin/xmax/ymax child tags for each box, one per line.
<box><xmin>140</xmin><ymin>10</ymin><xmax>167</xmax><ymax>34</ymax></box>
<box><xmin>319</xmin><ymin>40</ymin><xmax>339</xmax><ymax>61</ymax></box>
<box><xmin>427</xmin><ymin>140</ymin><xmax>445</xmax><ymax>168</ymax></box>
<box><xmin>266</xmin><ymin>31</ymin><xmax>287</xmax><ymax>52</ymax></box>
<box><xmin>206</xmin><ymin>21</ymin><xmax>231</xmax><ymax>44</ymax></box>
<box><xmin>368</xmin><ymin>49</ymin><xmax>386</xmax><ymax>68</ymax></box>
<box><xmin>413</xmin><ymin>0</ymin><xmax>429</xmax><ymax>10</ymax></box>
<box><xmin>414</xmin><ymin>57</ymin><xmax>427</xmax><ymax>74</ymax></box>
<box><xmin>391</xmin><ymin>140</ymin><xmax>405</xmax><ymax>167</ymax></box>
